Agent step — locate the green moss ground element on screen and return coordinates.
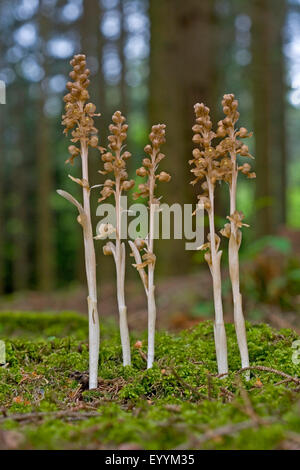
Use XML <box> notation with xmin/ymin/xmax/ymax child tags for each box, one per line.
<box><xmin>0</xmin><ymin>311</ymin><xmax>299</xmax><ymax>450</ymax></box>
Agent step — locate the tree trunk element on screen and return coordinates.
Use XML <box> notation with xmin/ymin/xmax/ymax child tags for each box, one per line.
<box><xmin>36</xmin><ymin>10</ymin><xmax>55</xmax><ymax>291</ymax></box>
<box><xmin>119</xmin><ymin>0</ymin><xmax>127</xmax><ymax>116</ymax></box>
<box><xmin>149</xmin><ymin>0</ymin><xmax>217</xmax><ymax>274</ymax></box>
<box><xmin>79</xmin><ymin>0</ymin><xmax>106</xmax><ymax>280</ymax></box>
<box><xmin>12</xmin><ymin>88</ymin><xmax>30</xmax><ymax>291</ymax></box>
<box><xmin>269</xmin><ymin>0</ymin><xmax>287</xmax><ymax>226</ymax></box>
<box><xmin>251</xmin><ymin>0</ymin><xmax>287</xmax><ymax>235</ymax></box>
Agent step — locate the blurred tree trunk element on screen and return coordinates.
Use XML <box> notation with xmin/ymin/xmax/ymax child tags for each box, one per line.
<box><xmin>270</xmin><ymin>0</ymin><xmax>287</xmax><ymax>226</ymax></box>
<box><xmin>12</xmin><ymin>88</ymin><xmax>30</xmax><ymax>291</ymax></box>
<box><xmin>36</xmin><ymin>10</ymin><xmax>55</xmax><ymax>291</ymax></box>
<box><xmin>251</xmin><ymin>0</ymin><xmax>273</xmax><ymax>235</ymax></box>
<box><xmin>119</xmin><ymin>0</ymin><xmax>127</xmax><ymax>116</ymax></box>
<box><xmin>149</xmin><ymin>0</ymin><xmax>217</xmax><ymax>274</ymax></box>
<box><xmin>80</xmin><ymin>0</ymin><xmax>102</xmax><ymax>189</ymax></box>
<box><xmin>251</xmin><ymin>0</ymin><xmax>287</xmax><ymax>235</ymax></box>
<box><xmin>80</xmin><ymin>0</ymin><xmax>113</xmax><ymax>282</ymax></box>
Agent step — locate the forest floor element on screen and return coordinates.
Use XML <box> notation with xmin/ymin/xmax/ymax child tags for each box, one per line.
<box><xmin>0</xmin><ymin>311</ymin><xmax>300</xmax><ymax>450</ymax></box>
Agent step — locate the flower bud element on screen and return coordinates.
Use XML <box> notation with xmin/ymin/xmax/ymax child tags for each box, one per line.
<box><xmin>68</xmin><ymin>145</ymin><xmax>79</xmax><ymax>156</ymax></box>
<box><xmin>192</xmin><ymin>148</ymin><xmax>201</xmax><ymax>159</ymax></box>
<box><xmin>240</xmin><ymin>145</ymin><xmax>249</xmax><ymax>156</ymax></box>
<box><xmin>142</xmin><ymin>158</ymin><xmax>152</xmax><ymax>168</ymax></box>
<box><xmin>240</xmin><ymin>163</ymin><xmax>251</xmax><ymax>174</ymax></box>
<box><xmin>223</xmin><ymin>117</ymin><xmax>232</xmax><ymax>127</ymax></box>
<box><xmin>103</xmin><ymin>244</ymin><xmax>113</xmax><ymax>256</ymax></box>
<box><xmin>217</xmin><ymin>126</ymin><xmax>226</xmax><ymax>138</ymax></box>
<box><xmin>192</xmin><ymin>124</ymin><xmax>202</xmax><ymax>133</ymax></box>
<box><xmin>136</xmin><ymin>167</ymin><xmax>147</xmax><ymax>177</ymax></box>
<box><xmin>104</xmin><ymin>162</ymin><xmax>113</xmax><ymax>172</ymax></box>
<box><xmin>122</xmin><ymin>180</ymin><xmax>135</xmax><ymax>191</ymax></box>
<box><xmin>192</xmin><ymin>134</ymin><xmax>202</xmax><ymax>144</ymax></box>
<box><xmin>239</xmin><ymin>127</ymin><xmax>248</xmax><ymax>138</ymax></box>
<box><xmin>122</xmin><ymin>151</ymin><xmax>131</xmax><ymax>160</ymax></box>
<box><xmin>89</xmin><ymin>136</ymin><xmax>98</xmax><ymax>147</ymax></box>
<box><xmin>102</xmin><ymin>152</ymin><xmax>114</xmax><ymax>162</ymax></box>
<box><xmin>158</xmin><ymin>171</ymin><xmax>171</xmax><ymax>182</ymax></box>
<box><xmin>85</xmin><ymin>103</ymin><xmax>96</xmax><ymax>114</ymax></box>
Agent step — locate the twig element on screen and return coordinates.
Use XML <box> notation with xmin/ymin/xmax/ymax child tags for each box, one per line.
<box><xmin>219</xmin><ymin>387</ymin><xmax>235</xmax><ymax>401</ymax></box>
<box><xmin>137</xmin><ymin>348</ymin><xmax>148</xmax><ymax>363</ymax></box>
<box><xmin>234</xmin><ymin>376</ymin><xmax>262</xmax><ymax>424</ymax></box>
<box><xmin>0</xmin><ymin>410</ymin><xmax>102</xmax><ymax>424</ymax></box>
<box><xmin>192</xmin><ymin>417</ymin><xmax>278</xmax><ymax>447</ymax></box>
<box><xmin>216</xmin><ymin>365</ymin><xmax>300</xmax><ymax>385</ymax></box>
<box><xmin>273</xmin><ymin>378</ymin><xmax>294</xmax><ymax>387</ymax></box>
<box><xmin>207</xmin><ymin>373</ymin><xmax>213</xmax><ymax>401</ymax></box>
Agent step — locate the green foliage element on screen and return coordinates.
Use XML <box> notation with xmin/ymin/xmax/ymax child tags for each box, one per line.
<box><xmin>241</xmin><ymin>235</ymin><xmax>292</xmax><ymax>260</ymax></box>
<box><xmin>237</xmin><ymin>236</ymin><xmax>300</xmax><ymax>309</ymax></box>
<box><xmin>0</xmin><ymin>312</ymin><xmax>299</xmax><ymax>449</ymax></box>
<box><xmin>0</xmin><ymin>311</ymin><xmax>88</xmax><ymax>339</ymax></box>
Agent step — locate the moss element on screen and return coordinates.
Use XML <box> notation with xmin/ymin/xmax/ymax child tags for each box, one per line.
<box><xmin>0</xmin><ymin>311</ymin><xmax>299</xmax><ymax>449</ymax></box>
<box><xmin>0</xmin><ymin>311</ymin><xmax>88</xmax><ymax>339</ymax></box>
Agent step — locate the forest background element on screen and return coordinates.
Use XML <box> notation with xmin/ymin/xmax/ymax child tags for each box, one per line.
<box><xmin>0</xmin><ymin>0</ymin><xmax>299</xmax><ymax>332</ymax></box>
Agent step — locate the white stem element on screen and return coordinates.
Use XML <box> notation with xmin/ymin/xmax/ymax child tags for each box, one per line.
<box><xmin>147</xmin><ymin>172</ymin><xmax>156</xmax><ymax>369</ymax></box>
<box><xmin>81</xmin><ymin>141</ymin><xmax>100</xmax><ymax>389</ymax></box>
<box><xmin>229</xmin><ymin>144</ymin><xmax>249</xmax><ymax>376</ymax></box>
<box><xmin>115</xmin><ymin>178</ymin><xmax>131</xmax><ymax>366</ymax></box>
<box><xmin>128</xmin><ymin>239</ymin><xmax>155</xmax><ymax>367</ymax></box>
<box><xmin>147</xmin><ymin>268</ymin><xmax>156</xmax><ymax>369</ymax></box>
<box><xmin>229</xmin><ymin>230</ymin><xmax>249</xmax><ymax>371</ymax></box>
<box><xmin>207</xmin><ymin>181</ymin><xmax>228</xmax><ymax>376</ymax></box>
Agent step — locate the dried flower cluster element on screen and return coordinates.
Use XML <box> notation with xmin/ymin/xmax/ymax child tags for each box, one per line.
<box><xmin>96</xmin><ymin>111</ymin><xmax>134</xmax><ymax>366</ymax></box>
<box><xmin>98</xmin><ymin>111</ymin><xmax>134</xmax><ymax>203</ymax></box>
<box><xmin>190</xmin><ymin>103</ymin><xmax>228</xmax><ymax>375</ymax></box>
<box><xmin>58</xmin><ymin>54</ymin><xmax>256</xmax><ymax>384</ymax></box>
<box><xmin>129</xmin><ymin>124</ymin><xmax>170</xmax><ymax>368</ymax></box>
<box><xmin>217</xmin><ymin>94</ymin><xmax>255</xmax><ymax>374</ymax></box>
<box><xmin>133</xmin><ymin>124</ymin><xmax>170</xmax><ymax>203</ymax></box>
<box><xmin>190</xmin><ymin>94</ymin><xmax>255</xmax><ymax>376</ymax></box>
<box><xmin>58</xmin><ymin>54</ymin><xmax>100</xmax><ymax>389</ymax></box>
<box><xmin>62</xmin><ymin>54</ymin><xmax>100</xmax><ymax>166</ymax></box>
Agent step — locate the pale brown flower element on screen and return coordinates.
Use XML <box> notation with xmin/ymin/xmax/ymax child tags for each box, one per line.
<box><xmin>62</xmin><ymin>54</ymin><xmax>100</xmax><ymax>164</ymax></box>
<box><xmin>98</xmin><ymin>111</ymin><xmax>134</xmax><ymax>202</ymax></box>
<box><xmin>133</xmin><ymin>123</ymin><xmax>169</xmax><ymax>203</ymax></box>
